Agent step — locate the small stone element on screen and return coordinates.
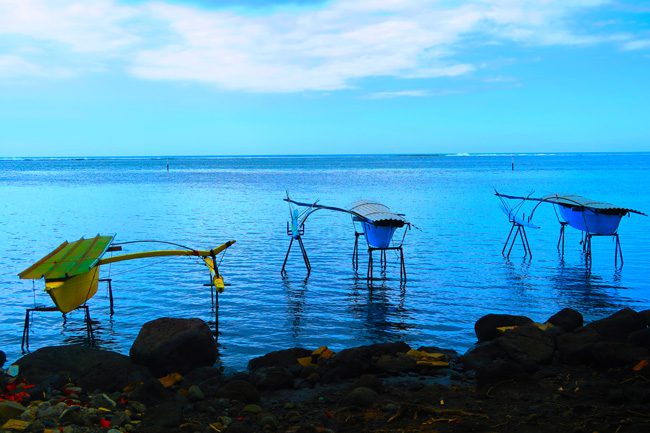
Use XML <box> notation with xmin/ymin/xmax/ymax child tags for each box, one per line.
<box><xmin>90</xmin><ymin>393</ymin><xmax>117</xmax><ymax>408</ymax></box>
<box><xmin>341</xmin><ymin>387</ymin><xmax>379</xmax><ymax>408</ymax></box>
<box><xmin>108</xmin><ymin>429</ymin><xmax>122</xmax><ymax>433</ymax></box>
<box><xmin>243</xmin><ymin>404</ymin><xmax>262</xmax><ymax>414</ymax></box>
<box><xmin>111</xmin><ymin>411</ymin><xmax>131</xmax><ymax>427</ymax></box>
<box><xmin>187</xmin><ymin>385</ymin><xmax>204</xmax><ymax>402</ymax></box>
<box><xmin>258</xmin><ymin>413</ymin><xmax>279</xmax><ymax>429</ymax></box>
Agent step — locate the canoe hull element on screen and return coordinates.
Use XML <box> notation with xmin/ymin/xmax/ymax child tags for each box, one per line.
<box><xmin>558</xmin><ymin>205</ymin><xmax>624</xmax><ymax>235</ymax></box>
<box><xmin>45</xmin><ymin>266</ymin><xmax>100</xmax><ymax>314</ymax></box>
<box><xmin>362</xmin><ymin>222</ymin><xmax>398</xmax><ymax>249</ymax></box>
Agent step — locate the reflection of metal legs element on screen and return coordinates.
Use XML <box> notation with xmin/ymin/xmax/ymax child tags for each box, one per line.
<box><xmin>281</xmin><ymin>238</ymin><xmax>293</xmax><ymax>275</ymax></box>
<box><xmin>615</xmin><ymin>234</ymin><xmax>624</xmax><ymax>267</ymax></box>
<box><xmin>502</xmin><ymin>223</ymin><xmax>532</xmax><ymax>259</ymax></box>
<box><xmin>352</xmin><ymin>232</ymin><xmax>361</xmax><ymax>272</ymax></box>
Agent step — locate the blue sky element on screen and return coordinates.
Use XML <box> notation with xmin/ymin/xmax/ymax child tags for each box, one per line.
<box><xmin>0</xmin><ymin>0</ymin><xmax>649</xmax><ymax>156</ymax></box>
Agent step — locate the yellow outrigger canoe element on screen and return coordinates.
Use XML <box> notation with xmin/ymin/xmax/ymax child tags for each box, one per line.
<box><xmin>19</xmin><ymin>235</ymin><xmax>236</xmax><ymax>314</ymax></box>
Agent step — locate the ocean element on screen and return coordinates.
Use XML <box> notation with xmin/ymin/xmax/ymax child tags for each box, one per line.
<box><xmin>1</xmin><ymin>153</ymin><xmax>649</xmax><ymax>370</ymax></box>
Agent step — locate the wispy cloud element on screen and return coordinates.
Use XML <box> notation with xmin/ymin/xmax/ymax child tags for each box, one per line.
<box><xmin>622</xmin><ymin>39</ymin><xmax>650</xmax><ymax>51</ymax></box>
<box><xmin>0</xmin><ymin>0</ymin><xmax>645</xmax><ymax>92</ymax></box>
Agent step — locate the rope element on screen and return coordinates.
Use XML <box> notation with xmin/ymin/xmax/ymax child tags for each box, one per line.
<box><xmin>107</xmin><ymin>256</ymin><xmax>177</xmax><ymax>276</ymax></box>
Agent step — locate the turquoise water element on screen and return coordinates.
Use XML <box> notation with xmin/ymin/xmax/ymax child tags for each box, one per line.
<box><xmin>1</xmin><ymin>153</ymin><xmax>649</xmax><ymax>370</ymax></box>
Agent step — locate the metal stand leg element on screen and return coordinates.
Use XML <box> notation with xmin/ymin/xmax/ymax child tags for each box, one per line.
<box><xmin>399</xmin><ymin>247</ymin><xmax>406</xmax><ymax>283</ymax></box>
<box><xmin>297</xmin><ymin>237</ymin><xmax>311</xmax><ymax>274</ymax></box>
<box><xmin>503</xmin><ymin>223</ymin><xmax>532</xmax><ymax>259</ymax></box>
<box><xmin>367</xmin><ymin>248</ymin><xmax>374</xmax><ymax>284</ymax></box>
<box><xmin>502</xmin><ymin>223</ymin><xmax>516</xmax><ymax>256</ymax></box>
<box><xmin>83</xmin><ymin>305</ymin><xmax>95</xmax><ymax>346</ymax></box>
<box><xmin>615</xmin><ymin>234</ymin><xmax>624</xmax><ymax>267</ymax></box>
<box><xmin>99</xmin><ymin>278</ymin><xmax>114</xmax><ymax>316</ymax></box>
<box><xmin>352</xmin><ymin>232</ymin><xmax>360</xmax><ymax>272</ymax></box>
<box><xmin>557</xmin><ymin>222</ymin><xmax>567</xmax><ymax>256</ymax></box>
<box><xmin>281</xmin><ymin>238</ymin><xmax>294</xmax><ymax>275</ymax></box>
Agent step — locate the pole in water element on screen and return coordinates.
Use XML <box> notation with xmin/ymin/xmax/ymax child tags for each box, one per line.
<box><xmin>511</xmin><ymin>156</ymin><xmax>515</xmax><ymax>171</ymax></box>
<box><xmin>166</xmin><ymin>160</ymin><xmax>170</xmax><ymax>172</ymax></box>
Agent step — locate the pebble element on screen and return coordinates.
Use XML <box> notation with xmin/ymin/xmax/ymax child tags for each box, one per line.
<box><xmin>243</xmin><ymin>404</ymin><xmax>262</xmax><ymax>414</ymax></box>
<box><xmin>187</xmin><ymin>384</ymin><xmax>204</xmax><ymax>402</ymax></box>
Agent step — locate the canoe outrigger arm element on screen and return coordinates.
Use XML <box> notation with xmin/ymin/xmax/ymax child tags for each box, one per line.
<box><xmin>18</xmin><ymin>235</ymin><xmax>236</xmax><ymax>352</ymax></box>
<box><xmin>281</xmin><ymin>194</ymin><xmax>410</xmax><ymax>284</ymax></box>
<box><xmin>495</xmin><ymin>190</ymin><xmax>645</xmax><ymax>267</ymax></box>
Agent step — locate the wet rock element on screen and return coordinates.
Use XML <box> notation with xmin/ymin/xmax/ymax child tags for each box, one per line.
<box><xmin>216</xmin><ymin>380</ymin><xmax>260</xmax><ymax>403</ymax></box>
<box><xmin>247</xmin><ymin>348</ymin><xmax>311</xmax><ymax>371</ymax></box>
<box><xmin>243</xmin><ymin>404</ymin><xmax>262</xmax><ymax>414</ymax></box>
<box><xmin>0</xmin><ymin>350</ymin><xmax>6</xmax><ymax>368</ymax></box>
<box><xmin>586</xmin><ymin>308</ymin><xmax>646</xmax><ymax>341</ymax></box>
<box><xmin>351</xmin><ymin>374</ymin><xmax>384</xmax><ymax>394</ymax></box>
<box><xmin>375</xmin><ymin>353</ymin><xmax>417</xmax><ymax>373</ymax></box>
<box><xmin>258</xmin><ymin>413</ymin><xmax>279</xmax><ymax>429</ymax></box>
<box><xmin>143</xmin><ymin>401</ymin><xmax>184</xmax><ymax>429</ymax></box>
<box><xmin>90</xmin><ymin>393</ymin><xmax>117</xmax><ymax>408</ymax></box>
<box><xmin>130</xmin><ymin>317</ymin><xmax>218</xmax><ymax>377</ymax></box>
<box><xmin>186</xmin><ymin>384</ymin><xmax>204</xmax><ymax>402</ymax></box>
<box><xmin>321</xmin><ymin>342</ymin><xmax>410</xmax><ymax>381</ymax></box>
<box><xmin>547</xmin><ymin>308</ymin><xmax>583</xmax><ymax>332</ymax></box>
<box><xmin>461</xmin><ymin>339</ymin><xmax>507</xmax><ymax>371</ymax></box>
<box><xmin>249</xmin><ymin>366</ymin><xmax>294</xmax><ymax>391</ymax></box>
<box><xmin>557</xmin><ymin>327</ymin><xmax>601</xmax><ymax>365</ymax></box>
<box><xmin>110</xmin><ymin>411</ymin><xmax>131</xmax><ymax>427</ymax></box>
<box><xmin>127</xmin><ymin>378</ymin><xmax>170</xmax><ymax>405</ymax></box>
<box><xmin>341</xmin><ymin>387</ymin><xmax>380</xmax><ymax>408</ymax></box>
<box><xmin>628</xmin><ymin>328</ymin><xmax>650</xmax><ymax>349</ymax></box>
<box><xmin>475</xmin><ymin>359</ymin><xmax>527</xmax><ymax>387</ymax></box>
<box><xmin>497</xmin><ymin>324</ymin><xmax>556</xmax><ymax>367</ymax></box>
<box><xmin>0</xmin><ymin>401</ymin><xmax>27</xmax><ymax>422</ymax></box>
<box><xmin>474</xmin><ymin>314</ymin><xmax>533</xmax><ymax>342</ymax></box>
<box><xmin>590</xmin><ymin>342</ymin><xmax>648</xmax><ymax>367</ymax></box>
<box><xmin>15</xmin><ymin>345</ymin><xmax>150</xmax><ymax>393</ymax></box>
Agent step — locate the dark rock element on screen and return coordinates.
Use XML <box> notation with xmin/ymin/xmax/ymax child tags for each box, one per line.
<box><xmin>15</xmin><ymin>345</ymin><xmax>150</xmax><ymax>393</ymax></box>
<box><xmin>143</xmin><ymin>401</ymin><xmax>184</xmax><ymax>429</ymax></box>
<box><xmin>130</xmin><ymin>317</ymin><xmax>217</xmax><ymax>377</ymax></box>
<box><xmin>128</xmin><ymin>378</ymin><xmax>171</xmax><ymax>405</ymax></box>
<box><xmin>183</xmin><ymin>366</ymin><xmax>222</xmax><ymax>387</ymax></box>
<box><xmin>461</xmin><ymin>339</ymin><xmax>507</xmax><ymax>371</ymax></box>
<box><xmin>321</xmin><ymin>342</ymin><xmax>411</xmax><ymax>381</ymax></box>
<box><xmin>475</xmin><ymin>359</ymin><xmax>527</xmax><ymax>387</ymax></box>
<box><xmin>247</xmin><ymin>347</ymin><xmax>311</xmax><ymax>371</ymax></box>
<box><xmin>590</xmin><ymin>342</ymin><xmax>648</xmax><ymax>367</ymax></box>
<box><xmin>351</xmin><ymin>374</ymin><xmax>384</xmax><ymax>394</ymax></box>
<box><xmin>375</xmin><ymin>353</ymin><xmax>417</xmax><ymax>373</ymax></box>
<box><xmin>557</xmin><ymin>327</ymin><xmax>601</xmax><ymax>364</ymax></box>
<box><xmin>497</xmin><ymin>324</ymin><xmax>556</xmax><ymax>367</ymax></box>
<box><xmin>0</xmin><ymin>350</ymin><xmax>5</xmax><ymax>368</ymax></box>
<box><xmin>628</xmin><ymin>328</ymin><xmax>650</xmax><ymax>349</ymax></box>
<box><xmin>341</xmin><ymin>386</ymin><xmax>379</xmax><ymax>407</ymax></box>
<box><xmin>249</xmin><ymin>366</ymin><xmax>294</xmax><ymax>391</ymax></box>
<box><xmin>547</xmin><ymin>308</ymin><xmax>583</xmax><ymax>332</ymax></box>
<box><xmin>474</xmin><ymin>314</ymin><xmax>533</xmax><ymax>342</ymax></box>
<box><xmin>639</xmin><ymin>309</ymin><xmax>650</xmax><ymax>327</ymax></box>
<box><xmin>215</xmin><ymin>379</ymin><xmax>260</xmax><ymax>403</ymax></box>
<box><xmin>586</xmin><ymin>308</ymin><xmax>646</xmax><ymax>341</ymax></box>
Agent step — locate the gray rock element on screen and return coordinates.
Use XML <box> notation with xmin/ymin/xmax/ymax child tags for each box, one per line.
<box><xmin>586</xmin><ymin>308</ymin><xmax>646</xmax><ymax>341</ymax></box>
<box><xmin>187</xmin><ymin>384</ymin><xmax>204</xmax><ymax>402</ymax></box>
<box><xmin>557</xmin><ymin>327</ymin><xmax>601</xmax><ymax>364</ymax></box>
<box><xmin>341</xmin><ymin>387</ymin><xmax>380</xmax><ymax>408</ymax></box>
<box><xmin>130</xmin><ymin>317</ymin><xmax>218</xmax><ymax>377</ymax></box>
<box><xmin>215</xmin><ymin>380</ymin><xmax>260</xmax><ymax>403</ymax></box>
<box><xmin>143</xmin><ymin>401</ymin><xmax>183</xmax><ymax>429</ymax></box>
<box><xmin>375</xmin><ymin>353</ymin><xmax>417</xmax><ymax>373</ymax></box>
<box><xmin>474</xmin><ymin>314</ymin><xmax>533</xmax><ymax>342</ymax></box>
<box><xmin>247</xmin><ymin>347</ymin><xmax>311</xmax><ymax>371</ymax></box>
<box><xmin>351</xmin><ymin>374</ymin><xmax>384</xmax><ymax>394</ymax></box>
<box><xmin>15</xmin><ymin>345</ymin><xmax>150</xmax><ymax>393</ymax></box>
<box><xmin>497</xmin><ymin>324</ymin><xmax>556</xmax><ymax>367</ymax></box>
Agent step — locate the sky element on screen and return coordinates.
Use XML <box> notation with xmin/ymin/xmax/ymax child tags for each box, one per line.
<box><xmin>0</xmin><ymin>0</ymin><xmax>649</xmax><ymax>156</ymax></box>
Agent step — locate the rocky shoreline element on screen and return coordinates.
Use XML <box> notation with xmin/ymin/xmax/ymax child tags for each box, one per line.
<box><xmin>2</xmin><ymin>308</ymin><xmax>650</xmax><ymax>432</ymax></box>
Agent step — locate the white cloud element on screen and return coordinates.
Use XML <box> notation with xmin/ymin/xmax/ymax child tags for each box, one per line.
<box><xmin>0</xmin><ymin>0</ymin><xmax>643</xmax><ymax>92</ymax></box>
<box><xmin>622</xmin><ymin>39</ymin><xmax>650</xmax><ymax>51</ymax></box>
<box><xmin>366</xmin><ymin>89</ymin><xmax>433</xmax><ymax>99</ymax></box>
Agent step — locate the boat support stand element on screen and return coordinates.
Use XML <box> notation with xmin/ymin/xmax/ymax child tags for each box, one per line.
<box><xmin>583</xmin><ymin>233</ymin><xmax>623</xmax><ymax>268</ymax></box>
<box><xmin>502</xmin><ymin>221</ymin><xmax>532</xmax><ymax>259</ymax></box>
<box><xmin>22</xmin><ymin>305</ymin><xmax>95</xmax><ymax>353</ymax></box>
<box><xmin>367</xmin><ymin>246</ymin><xmax>406</xmax><ymax>285</ymax></box>
<box><xmin>281</xmin><ymin>222</ymin><xmax>311</xmax><ymax>276</ymax></box>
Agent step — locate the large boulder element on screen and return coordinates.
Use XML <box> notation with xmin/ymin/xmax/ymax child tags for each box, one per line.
<box><xmin>248</xmin><ymin>347</ymin><xmax>311</xmax><ymax>371</ymax></box>
<box><xmin>15</xmin><ymin>345</ymin><xmax>150</xmax><ymax>393</ymax></box>
<box><xmin>474</xmin><ymin>314</ymin><xmax>533</xmax><ymax>342</ymax></box>
<box><xmin>497</xmin><ymin>324</ymin><xmax>556</xmax><ymax>367</ymax></box>
<box><xmin>585</xmin><ymin>308</ymin><xmax>646</xmax><ymax>341</ymax></box>
<box><xmin>321</xmin><ymin>342</ymin><xmax>411</xmax><ymax>382</ymax></box>
<box><xmin>591</xmin><ymin>342</ymin><xmax>648</xmax><ymax>368</ymax></box>
<box><xmin>130</xmin><ymin>318</ymin><xmax>217</xmax><ymax>377</ymax></box>
<box><xmin>557</xmin><ymin>327</ymin><xmax>601</xmax><ymax>365</ymax></box>
<box><xmin>547</xmin><ymin>308</ymin><xmax>583</xmax><ymax>332</ymax></box>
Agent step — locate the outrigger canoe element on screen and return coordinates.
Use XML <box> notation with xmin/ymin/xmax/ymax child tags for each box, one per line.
<box><xmin>19</xmin><ymin>235</ymin><xmax>236</xmax><ymax>314</ymax></box>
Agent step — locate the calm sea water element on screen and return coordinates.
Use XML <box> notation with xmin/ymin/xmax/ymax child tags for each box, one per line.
<box><xmin>1</xmin><ymin>153</ymin><xmax>649</xmax><ymax>370</ymax></box>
